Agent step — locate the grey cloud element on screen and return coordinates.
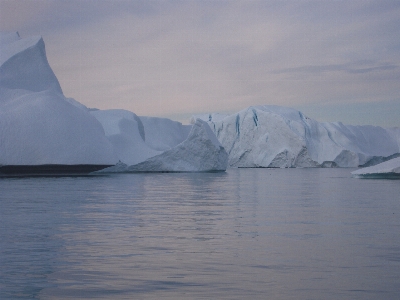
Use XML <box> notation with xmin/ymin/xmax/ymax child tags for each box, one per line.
<box><xmin>347</xmin><ymin>65</ymin><xmax>398</xmax><ymax>74</ymax></box>
<box><xmin>272</xmin><ymin>62</ymin><xmax>399</xmax><ymax>75</ymax></box>
<box><xmin>0</xmin><ymin>0</ymin><xmax>171</xmax><ymax>37</ymax></box>
<box><xmin>1</xmin><ymin>0</ymin><xmax>400</xmax><ymax>126</ymax></box>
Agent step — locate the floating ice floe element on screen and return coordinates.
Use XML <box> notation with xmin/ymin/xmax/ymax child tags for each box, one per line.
<box><xmin>351</xmin><ymin>157</ymin><xmax>400</xmax><ymax>179</ymax></box>
<box><xmin>194</xmin><ymin>105</ymin><xmax>400</xmax><ymax>168</ymax></box>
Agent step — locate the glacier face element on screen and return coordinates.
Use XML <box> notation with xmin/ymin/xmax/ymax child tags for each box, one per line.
<box><xmin>194</xmin><ymin>105</ymin><xmax>400</xmax><ymax>168</ymax></box>
<box><xmin>0</xmin><ymin>32</ymin><xmax>117</xmax><ymax>166</ymax></box>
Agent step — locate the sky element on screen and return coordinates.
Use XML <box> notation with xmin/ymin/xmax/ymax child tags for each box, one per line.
<box><xmin>1</xmin><ymin>0</ymin><xmax>400</xmax><ymax>127</ymax></box>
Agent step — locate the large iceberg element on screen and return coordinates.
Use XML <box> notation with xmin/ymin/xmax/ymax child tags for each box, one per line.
<box><xmin>351</xmin><ymin>157</ymin><xmax>400</xmax><ymax>178</ymax></box>
<box><xmin>193</xmin><ymin>105</ymin><xmax>400</xmax><ymax>168</ymax></box>
<box><xmin>0</xmin><ymin>32</ymin><xmax>117</xmax><ymax>174</ymax></box>
<box><xmin>7</xmin><ymin>31</ymin><xmax>397</xmax><ymax>173</ymax></box>
<box><xmin>0</xmin><ymin>32</ymin><xmax>228</xmax><ymax>174</ymax></box>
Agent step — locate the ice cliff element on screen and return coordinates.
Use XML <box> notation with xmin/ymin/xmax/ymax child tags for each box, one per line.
<box><xmin>193</xmin><ymin>105</ymin><xmax>400</xmax><ymax>168</ymax></box>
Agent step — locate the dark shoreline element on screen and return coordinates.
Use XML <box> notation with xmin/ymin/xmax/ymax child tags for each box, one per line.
<box><xmin>0</xmin><ymin>164</ymin><xmax>113</xmax><ymax>176</ymax></box>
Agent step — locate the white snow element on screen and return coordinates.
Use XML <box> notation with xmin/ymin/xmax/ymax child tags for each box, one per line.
<box><xmin>90</xmin><ymin>109</ymin><xmax>161</xmax><ymax>166</ymax></box>
<box><xmin>93</xmin><ymin>115</ymin><xmax>228</xmax><ymax>172</ymax></box>
<box><xmin>351</xmin><ymin>157</ymin><xmax>400</xmax><ymax>178</ymax></box>
<box><xmin>139</xmin><ymin>116</ymin><xmax>191</xmax><ymax>151</ymax></box>
<box><xmin>0</xmin><ymin>32</ymin><xmax>117</xmax><ymax>166</ymax></box>
<box><xmin>194</xmin><ymin>105</ymin><xmax>400</xmax><ymax>168</ymax></box>
<box><xmin>125</xmin><ymin>119</ymin><xmax>228</xmax><ymax>172</ymax></box>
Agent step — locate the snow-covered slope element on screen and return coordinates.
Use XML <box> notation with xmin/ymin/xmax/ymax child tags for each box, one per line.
<box><xmin>194</xmin><ymin>105</ymin><xmax>400</xmax><ymax>168</ymax></box>
<box><xmin>352</xmin><ymin>157</ymin><xmax>400</xmax><ymax>178</ymax></box>
<box><xmin>0</xmin><ymin>32</ymin><xmax>117</xmax><ymax>168</ymax></box>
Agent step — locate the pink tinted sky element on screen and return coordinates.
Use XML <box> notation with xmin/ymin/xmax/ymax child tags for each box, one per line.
<box><xmin>1</xmin><ymin>0</ymin><xmax>399</xmax><ymax>126</ymax></box>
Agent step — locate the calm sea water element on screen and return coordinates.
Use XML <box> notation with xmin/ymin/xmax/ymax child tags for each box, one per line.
<box><xmin>1</xmin><ymin>168</ymin><xmax>399</xmax><ymax>300</ymax></box>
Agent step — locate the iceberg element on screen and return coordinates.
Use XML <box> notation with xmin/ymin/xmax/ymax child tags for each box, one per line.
<box><xmin>10</xmin><ymin>31</ymin><xmax>398</xmax><ymax>173</ymax></box>
<box><xmin>351</xmin><ymin>157</ymin><xmax>400</xmax><ymax>178</ymax></box>
<box><xmin>126</xmin><ymin>119</ymin><xmax>228</xmax><ymax>172</ymax></box>
<box><xmin>90</xmin><ymin>109</ymin><xmax>161</xmax><ymax>166</ymax></box>
<box><xmin>139</xmin><ymin>116</ymin><xmax>192</xmax><ymax>151</ymax></box>
<box><xmin>194</xmin><ymin>105</ymin><xmax>400</xmax><ymax>168</ymax></box>
<box><xmin>0</xmin><ymin>32</ymin><xmax>118</xmax><ymax>174</ymax></box>
<box><xmin>0</xmin><ymin>32</ymin><xmax>228</xmax><ymax>174</ymax></box>
<box><xmin>92</xmin><ymin>112</ymin><xmax>228</xmax><ymax>172</ymax></box>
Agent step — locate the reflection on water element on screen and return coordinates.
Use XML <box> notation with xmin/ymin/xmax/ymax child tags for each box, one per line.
<box><xmin>1</xmin><ymin>169</ymin><xmax>400</xmax><ymax>299</ymax></box>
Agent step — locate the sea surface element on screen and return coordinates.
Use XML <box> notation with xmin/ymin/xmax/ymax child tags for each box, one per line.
<box><xmin>1</xmin><ymin>168</ymin><xmax>399</xmax><ymax>299</ymax></box>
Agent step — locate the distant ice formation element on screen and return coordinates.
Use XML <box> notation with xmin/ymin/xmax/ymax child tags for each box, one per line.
<box><xmin>2</xmin><ymin>31</ymin><xmax>398</xmax><ymax>173</ymax></box>
<box><xmin>193</xmin><ymin>105</ymin><xmax>400</xmax><ymax>168</ymax></box>
<box><xmin>352</xmin><ymin>157</ymin><xmax>400</xmax><ymax>178</ymax></box>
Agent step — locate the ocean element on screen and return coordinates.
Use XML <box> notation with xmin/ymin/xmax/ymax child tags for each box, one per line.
<box><xmin>1</xmin><ymin>168</ymin><xmax>399</xmax><ymax>299</ymax></box>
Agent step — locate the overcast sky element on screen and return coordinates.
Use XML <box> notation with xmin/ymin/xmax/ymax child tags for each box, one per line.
<box><xmin>1</xmin><ymin>0</ymin><xmax>399</xmax><ymax>126</ymax></box>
